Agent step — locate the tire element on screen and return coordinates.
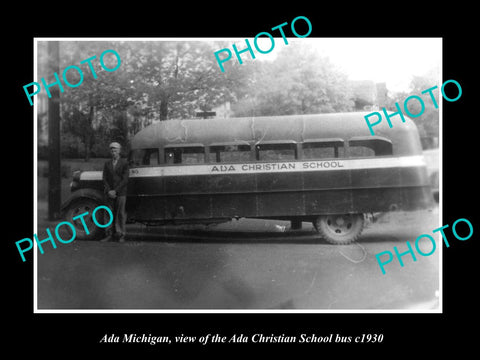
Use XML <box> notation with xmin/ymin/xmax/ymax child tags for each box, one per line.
<box><xmin>313</xmin><ymin>213</ymin><xmax>365</xmax><ymax>245</ymax></box>
<box><xmin>64</xmin><ymin>198</ymin><xmax>105</xmax><ymax>240</ymax></box>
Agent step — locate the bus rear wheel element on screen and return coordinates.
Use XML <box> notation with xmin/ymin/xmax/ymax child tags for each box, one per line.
<box><xmin>313</xmin><ymin>213</ymin><xmax>365</xmax><ymax>245</ymax></box>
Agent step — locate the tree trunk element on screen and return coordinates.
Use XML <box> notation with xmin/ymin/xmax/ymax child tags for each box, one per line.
<box><xmin>160</xmin><ymin>96</ymin><xmax>169</xmax><ymax>120</ymax></box>
<box><xmin>47</xmin><ymin>41</ymin><xmax>61</xmax><ymax>220</ymax></box>
<box><xmin>84</xmin><ymin>105</ymin><xmax>94</xmax><ymax>161</ymax></box>
<box><xmin>84</xmin><ymin>138</ymin><xmax>90</xmax><ymax>162</ymax></box>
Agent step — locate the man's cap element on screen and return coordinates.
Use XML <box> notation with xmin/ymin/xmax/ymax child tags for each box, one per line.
<box><xmin>109</xmin><ymin>142</ymin><xmax>121</xmax><ymax>149</ymax></box>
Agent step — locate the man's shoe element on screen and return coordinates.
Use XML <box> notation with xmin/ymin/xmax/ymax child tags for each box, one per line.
<box><xmin>118</xmin><ymin>236</ymin><xmax>126</xmax><ymax>243</ymax></box>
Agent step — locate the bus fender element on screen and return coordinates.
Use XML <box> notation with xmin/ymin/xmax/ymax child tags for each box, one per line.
<box><xmin>60</xmin><ymin>188</ymin><xmax>105</xmax><ymax>215</ymax></box>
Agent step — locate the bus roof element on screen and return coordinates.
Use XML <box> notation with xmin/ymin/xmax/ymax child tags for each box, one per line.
<box><xmin>130</xmin><ymin>112</ymin><xmax>422</xmax><ymax>155</ymax></box>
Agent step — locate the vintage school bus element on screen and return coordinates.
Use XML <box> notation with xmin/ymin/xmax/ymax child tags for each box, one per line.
<box><xmin>61</xmin><ymin>112</ymin><xmax>434</xmax><ymax>244</ymax></box>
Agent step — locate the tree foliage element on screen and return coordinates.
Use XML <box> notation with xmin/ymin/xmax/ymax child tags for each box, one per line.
<box><xmin>38</xmin><ymin>40</ymin><xmax>247</xmax><ymax>159</ymax></box>
<box><xmin>386</xmin><ymin>67</ymin><xmax>440</xmax><ymax>147</ymax></box>
<box><xmin>231</xmin><ymin>42</ymin><xmax>354</xmax><ymax>117</ymax></box>
<box><xmin>37</xmin><ymin>40</ymin><xmax>380</xmax><ymax>159</ymax></box>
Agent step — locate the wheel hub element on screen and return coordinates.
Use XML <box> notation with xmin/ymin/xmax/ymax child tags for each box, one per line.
<box><xmin>327</xmin><ymin>215</ymin><xmax>353</xmax><ymax>234</ymax></box>
<box><xmin>314</xmin><ymin>213</ymin><xmax>365</xmax><ymax>244</ymax></box>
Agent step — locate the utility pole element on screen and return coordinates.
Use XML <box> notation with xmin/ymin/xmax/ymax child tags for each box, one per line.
<box><xmin>47</xmin><ymin>41</ymin><xmax>61</xmax><ymax>220</ymax></box>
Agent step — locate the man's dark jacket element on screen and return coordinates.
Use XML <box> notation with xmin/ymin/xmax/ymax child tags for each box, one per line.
<box><xmin>102</xmin><ymin>158</ymin><xmax>129</xmax><ymax>196</ymax></box>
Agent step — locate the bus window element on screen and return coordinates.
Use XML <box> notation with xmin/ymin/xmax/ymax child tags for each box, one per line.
<box><xmin>130</xmin><ymin>148</ymin><xmax>159</xmax><ymax>166</ymax></box>
<box><xmin>208</xmin><ymin>144</ymin><xmax>251</xmax><ymax>163</ymax></box>
<box><xmin>165</xmin><ymin>148</ymin><xmax>181</xmax><ymax>164</ymax></box>
<box><xmin>165</xmin><ymin>146</ymin><xmax>205</xmax><ymax>164</ymax></box>
<box><xmin>303</xmin><ymin>141</ymin><xmax>345</xmax><ymax>159</ymax></box>
<box><xmin>256</xmin><ymin>143</ymin><xmax>297</xmax><ymax>161</ymax></box>
<box><xmin>348</xmin><ymin>139</ymin><xmax>393</xmax><ymax>157</ymax></box>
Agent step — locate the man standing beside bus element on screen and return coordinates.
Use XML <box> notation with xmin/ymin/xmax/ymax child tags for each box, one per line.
<box><xmin>101</xmin><ymin>142</ymin><xmax>129</xmax><ymax>242</ymax></box>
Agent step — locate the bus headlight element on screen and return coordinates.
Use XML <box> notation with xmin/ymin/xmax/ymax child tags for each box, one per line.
<box><xmin>70</xmin><ymin>170</ymin><xmax>81</xmax><ymax>191</ymax></box>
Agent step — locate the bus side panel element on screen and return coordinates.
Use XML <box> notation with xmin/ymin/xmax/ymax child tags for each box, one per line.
<box><xmin>256</xmin><ymin>192</ymin><xmax>305</xmax><ymax>216</ymax></box>
<box><xmin>125</xmin><ymin>164</ymin><xmax>433</xmax><ymax>221</ymax></box>
<box><xmin>303</xmin><ymin>189</ymin><xmax>353</xmax><ymax>214</ymax></box>
<box><xmin>350</xmin><ymin>188</ymin><xmax>403</xmax><ymax>213</ymax></box>
<box><xmin>127</xmin><ymin>195</ymin><xmax>167</xmax><ymax>220</ymax></box>
<box><xmin>211</xmin><ymin>193</ymin><xmax>258</xmax><ymax>218</ymax></box>
<box><xmin>209</xmin><ymin>174</ymin><xmax>257</xmax><ymax>218</ymax></box>
<box><xmin>399</xmin><ymin>166</ymin><xmax>433</xmax><ymax>210</ymax></box>
<box><xmin>401</xmin><ymin>187</ymin><xmax>433</xmax><ymax>210</ymax></box>
<box><xmin>349</xmin><ymin>166</ymin><xmax>433</xmax><ymax>213</ymax></box>
<box><xmin>303</xmin><ymin>169</ymin><xmax>353</xmax><ymax>214</ymax></box>
<box><xmin>208</xmin><ymin>173</ymin><xmax>256</xmax><ymax>194</ymax></box>
<box><xmin>127</xmin><ymin>176</ymin><xmax>166</xmax><ymax>220</ymax></box>
<box><xmin>399</xmin><ymin>165</ymin><xmax>430</xmax><ymax>187</ymax></box>
<box><xmin>164</xmin><ymin>194</ymin><xmax>211</xmax><ymax>219</ymax></box>
<box><xmin>164</xmin><ymin>175</ymin><xmax>210</xmax><ymax>219</ymax></box>
<box><xmin>255</xmin><ymin>172</ymin><xmax>304</xmax><ymax>216</ymax></box>
<box><xmin>350</xmin><ymin>167</ymin><xmax>403</xmax><ymax>212</ymax></box>
<box><xmin>349</xmin><ymin>186</ymin><xmax>432</xmax><ymax>214</ymax></box>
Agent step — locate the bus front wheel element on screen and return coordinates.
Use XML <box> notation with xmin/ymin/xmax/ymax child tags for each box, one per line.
<box><xmin>313</xmin><ymin>214</ymin><xmax>365</xmax><ymax>245</ymax></box>
<box><xmin>64</xmin><ymin>198</ymin><xmax>105</xmax><ymax>241</ymax></box>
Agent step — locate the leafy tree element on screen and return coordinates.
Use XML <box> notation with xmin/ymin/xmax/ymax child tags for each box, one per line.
<box><xmin>62</xmin><ymin>107</ymin><xmax>96</xmax><ymax>161</ymax></box>
<box><xmin>231</xmin><ymin>42</ymin><xmax>354</xmax><ymax>117</ymax></box>
<box><xmin>39</xmin><ymin>40</ymin><xmax>242</xmax><ymax>158</ymax></box>
<box><xmin>123</xmin><ymin>41</ymin><xmax>247</xmax><ymax>120</ymax></box>
<box><xmin>386</xmin><ymin>67</ymin><xmax>440</xmax><ymax>148</ymax></box>
<box><xmin>52</xmin><ymin>41</ymin><xmax>133</xmax><ymax>159</ymax></box>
